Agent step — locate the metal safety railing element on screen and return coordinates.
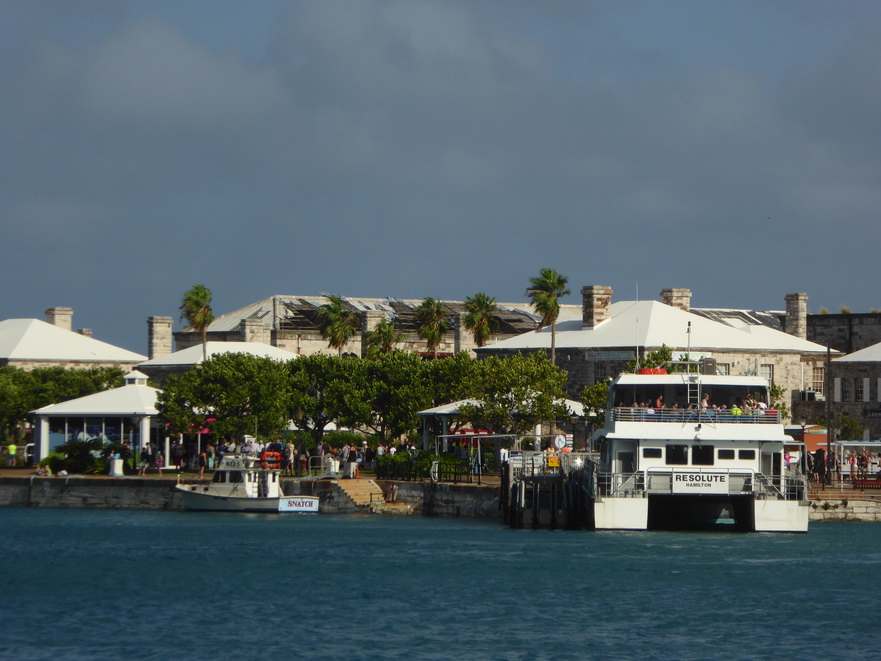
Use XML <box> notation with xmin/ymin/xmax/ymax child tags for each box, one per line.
<box><xmin>609</xmin><ymin>408</ymin><xmax>781</xmax><ymax>424</ymax></box>
<box><xmin>596</xmin><ymin>468</ymin><xmax>806</xmax><ymax>500</ymax></box>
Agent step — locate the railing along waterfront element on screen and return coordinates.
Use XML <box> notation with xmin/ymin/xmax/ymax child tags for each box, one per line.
<box><xmin>610</xmin><ymin>407</ymin><xmax>781</xmax><ymax>424</ymax></box>
<box><xmin>597</xmin><ymin>469</ymin><xmax>806</xmax><ymax>500</ymax></box>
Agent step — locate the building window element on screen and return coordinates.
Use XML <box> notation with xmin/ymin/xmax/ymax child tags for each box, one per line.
<box><xmin>840</xmin><ymin>378</ymin><xmax>851</xmax><ymax>402</ymax></box>
<box><xmin>595</xmin><ymin>362</ymin><xmax>607</xmax><ymax>381</ymax></box>
<box><xmin>760</xmin><ymin>364</ymin><xmax>774</xmax><ymax>385</ymax></box>
<box><xmin>717</xmin><ymin>363</ymin><xmax>730</xmax><ymax>376</ymax></box>
<box><xmin>811</xmin><ymin>367</ymin><xmax>825</xmax><ymax>395</ymax></box>
<box><xmin>855</xmin><ymin>378</ymin><xmax>864</xmax><ymax>402</ymax></box>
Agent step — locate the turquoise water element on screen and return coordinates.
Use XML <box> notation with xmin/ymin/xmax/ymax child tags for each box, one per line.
<box><xmin>1</xmin><ymin>509</ymin><xmax>878</xmax><ymax>660</ymax></box>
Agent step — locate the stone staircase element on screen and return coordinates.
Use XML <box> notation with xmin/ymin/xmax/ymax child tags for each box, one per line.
<box><xmin>335</xmin><ymin>478</ymin><xmax>386</xmax><ymax>507</ymax></box>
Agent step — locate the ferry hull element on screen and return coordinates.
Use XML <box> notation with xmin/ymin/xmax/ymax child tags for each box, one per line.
<box><xmin>593</xmin><ymin>495</ymin><xmax>808</xmax><ymax>533</ymax></box>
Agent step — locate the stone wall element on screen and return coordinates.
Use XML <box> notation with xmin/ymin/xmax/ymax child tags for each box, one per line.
<box><xmin>808</xmin><ymin>313</ymin><xmax>881</xmax><ymax>354</ymax></box>
<box><xmin>809</xmin><ymin>496</ymin><xmax>881</xmax><ymax>522</ymax></box>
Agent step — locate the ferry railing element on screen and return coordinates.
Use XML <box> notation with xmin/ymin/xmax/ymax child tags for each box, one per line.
<box><xmin>597</xmin><ymin>468</ymin><xmax>807</xmax><ymax>500</ymax></box>
<box><xmin>609</xmin><ymin>408</ymin><xmax>781</xmax><ymax>424</ymax></box>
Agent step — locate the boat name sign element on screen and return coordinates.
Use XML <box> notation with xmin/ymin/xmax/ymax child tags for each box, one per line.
<box><xmin>672</xmin><ymin>472</ymin><xmax>728</xmax><ymax>494</ymax></box>
<box><xmin>278</xmin><ymin>498</ymin><xmax>319</xmax><ymax>513</ymax></box>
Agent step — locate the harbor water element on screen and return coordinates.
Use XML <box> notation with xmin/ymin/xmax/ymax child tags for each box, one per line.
<box><xmin>2</xmin><ymin>509</ymin><xmax>879</xmax><ymax>660</ymax></box>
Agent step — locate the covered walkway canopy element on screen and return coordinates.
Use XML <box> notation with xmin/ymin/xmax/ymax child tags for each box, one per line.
<box><xmin>416</xmin><ymin>398</ymin><xmax>586</xmax><ymax>451</ymax></box>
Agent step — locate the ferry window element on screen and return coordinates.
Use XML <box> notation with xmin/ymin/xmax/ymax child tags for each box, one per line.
<box><xmin>229</xmin><ymin>472</ymin><xmax>243</xmax><ymax>483</ymax></box>
<box><xmin>212</xmin><ymin>472</ymin><xmax>226</xmax><ymax>483</ymax></box>
<box><xmin>642</xmin><ymin>448</ymin><xmax>662</xmax><ymax>459</ymax></box>
<box><xmin>692</xmin><ymin>445</ymin><xmax>714</xmax><ymax>466</ymax></box>
<box><xmin>665</xmin><ymin>445</ymin><xmax>689</xmax><ymax>465</ymax></box>
<box><xmin>738</xmin><ymin>450</ymin><xmax>756</xmax><ymax>460</ymax></box>
<box><xmin>718</xmin><ymin>449</ymin><xmax>735</xmax><ymax>460</ymax></box>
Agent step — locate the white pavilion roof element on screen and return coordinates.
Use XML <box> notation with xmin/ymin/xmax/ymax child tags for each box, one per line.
<box><xmin>418</xmin><ymin>398</ymin><xmax>585</xmax><ymax>417</ymax></box>
<box><xmin>0</xmin><ymin>318</ymin><xmax>146</xmax><ymax>364</ymax></box>
<box><xmin>32</xmin><ymin>371</ymin><xmax>160</xmax><ymax>416</ymax></box>
<box><xmin>479</xmin><ymin>300</ymin><xmax>831</xmax><ymax>354</ymax></box>
<box><xmin>139</xmin><ymin>341</ymin><xmax>299</xmax><ymax>367</ymax></box>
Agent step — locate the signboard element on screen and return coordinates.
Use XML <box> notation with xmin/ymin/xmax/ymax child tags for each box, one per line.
<box><xmin>278</xmin><ymin>497</ymin><xmax>319</xmax><ymax>513</ymax></box>
<box><xmin>554</xmin><ymin>434</ymin><xmax>566</xmax><ymax>450</ymax></box>
<box><xmin>671</xmin><ymin>472</ymin><xmax>728</xmax><ymax>495</ymax></box>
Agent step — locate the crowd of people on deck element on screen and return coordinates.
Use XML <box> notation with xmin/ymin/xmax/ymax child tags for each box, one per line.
<box><xmin>615</xmin><ymin>393</ymin><xmax>771</xmax><ymax>418</ymax></box>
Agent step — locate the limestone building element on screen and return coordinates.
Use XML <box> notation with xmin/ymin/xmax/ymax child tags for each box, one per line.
<box><xmin>477</xmin><ymin>287</ymin><xmax>833</xmax><ymax>419</ymax></box>
<box><xmin>0</xmin><ymin>308</ymin><xmax>146</xmax><ymax>371</ymax></box>
<box><xmin>164</xmin><ymin>295</ymin><xmax>541</xmax><ymax>360</ymax></box>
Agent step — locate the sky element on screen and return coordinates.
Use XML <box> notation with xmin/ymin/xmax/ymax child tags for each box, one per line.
<box><xmin>2</xmin><ymin>0</ymin><xmax>880</xmax><ymax>354</ymax></box>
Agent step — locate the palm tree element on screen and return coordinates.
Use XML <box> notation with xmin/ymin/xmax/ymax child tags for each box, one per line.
<box><xmin>365</xmin><ymin>318</ymin><xmax>402</xmax><ymax>359</ymax></box>
<box><xmin>414</xmin><ymin>297</ymin><xmax>451</xmax><ymax>359</ymax></box>
<box><xmin>180</xmin><ymin>284</ymin><xmax>214</xmax><ymax>362</ymax></box>
<box><xmin>463</xmin><ymin>292</ymin><xmax>500</xmax><ymax>348</ymax></box>
<box><xmin>525</xmin><ymin>268</ymin><xmax>571</xmax><ymax>365</ymax></box>
<box><xmin>316</xmin><ymin>294</ymin><xmax>360</xmax><ymax>357</ymax></box>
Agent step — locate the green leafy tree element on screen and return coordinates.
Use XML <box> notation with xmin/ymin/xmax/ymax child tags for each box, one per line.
<box><xmin>0</xmin><ymin>368</ymin><xmax>38</xmax><ymax>443</ymax></box>
<box><xmin>458</xmin><ymin>353</ymin><xmax>569</xmax><ymax>434</ymax></box>
<box><xmin>626</xmin><ymin>345</ymin><xmax>674</xmax><ymax>373</ymax></box>
<box><xmin>525</xmin><ymin>268</ymin><xmax>571</xmax><ymax>365</ymax></box>
<box><xmin>362</xmin><ymin>351</ymin><xmax>432</xmax><ymax>442</ymax></box>
<box><xmin>158</xmin><ymin>353</ymin><xmax>290</xmax><ymax>441</ymax></box>
<box><xmin>316</xmin><ymin>294</ymin><xmax>360</xmax><ymax>357</ymax></box>
<box><xmin>414</xmin><ymin>297</ymin><xmax>451</xmax><ymax>359</ymax></box>
<box><xmin>580</xmin><ymin>379</ymin><xmax>611</xmax><ymax>431</ymax></box>
<box><xmin>0</xmin><ymin>366</ymin><xmax>124</xmax><ymax>443</ymax></box>
<box><xmin>180</xmin><ymin>284</ymin><xmax>214</xmax><ymax>361</ymax></box>
<box><xmin>463</xmin><ymin>292</ymin><xmax>500</xmax><ymax>348</ymax></box>
<box><xmin>287</xmin><ymin>354</ymin><xmax>371</xmax><ymax>446</ymax></box>
<box><xmin>365</xmin><ymin>318</ymin><xmax>402</xmax><ymax>359</ymax></box>
<box><xmin>769</xmin><ymin>383</ymin><xmax>790</xmax><ymax>421</ymax></box>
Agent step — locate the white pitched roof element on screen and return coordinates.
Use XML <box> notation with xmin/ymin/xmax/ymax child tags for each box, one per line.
<box><xmin>480</xmin><ymin>300</ymin><xmax>830</xmax><ymax>353</ymax></box>
<box><xmin>139</xmin><ymin>341</ymin><xmax>299</xmax><ymax>367</ymax></box>
<box><xmin>0</xmin><ymin>318</ymin><xmax>146</xmax><ymax>363</ymax></box>
<box><xmin>32</xmin><ymin>381</ymin><xmax>160</xmax><ymax>416</ymax></box>
<box><xmin>834</xmin><ymin>342</ymin><xmax>881</xmax><ymax>362</ymax></box>
<box><xmin>417</xmin><ymin>398</ymin><xmax>585</xmax><ymax>417</ymax></box>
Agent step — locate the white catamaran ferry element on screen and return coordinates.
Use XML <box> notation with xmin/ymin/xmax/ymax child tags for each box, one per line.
<box><xmin>593</xmin><ymin>367</ymin><xmax>809</xmax><ymax>532</ymax></box>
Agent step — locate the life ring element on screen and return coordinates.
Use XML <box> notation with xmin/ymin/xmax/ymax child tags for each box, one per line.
<box><xmin>261</xmin><ymin>451</ymin><xmax>282</xmax><ymax>469</ymax></box>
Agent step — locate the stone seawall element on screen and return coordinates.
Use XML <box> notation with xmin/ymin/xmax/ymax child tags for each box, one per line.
<box><xmin>0</xmin><ymin>477</ymin><xmax>503</xmax><ymax>520</ymax></box>
<box><xmin>2</xmin><ymin>476</ymin><xmax>879</xmax><ymax>523</ymax></box>
<box><xmin>808</xmin><ymin>496</ymin><xmax>881</xmax><ymax>522</ymax></box>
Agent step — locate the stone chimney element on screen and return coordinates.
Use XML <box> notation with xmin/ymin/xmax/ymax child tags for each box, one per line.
<box><xmin>660</xmin><ymin>288</ymin><xmax>692</xmax><ymax>312</ymax></box>
<box><xmin>361</xmin><ymin>310</ymin><xmax>387</xmax><ymax>357</ymax></box>
<box><xmin>785</xmin><ymin>293</ymin><xmax>808</xmax><ymax>340</ymax></box>
<box><xmin>240</xmin><ymin>317</ymin><xmax>269</xmax><ymax>344</ymax></box>
<box><xmin>45</xmin><ymin>307</ymin><xmax>73</xmax><ymax>331</ymax></box>
<box><xmin>582</xmin><ymin>286</ymin><xmax>613</xmax><ymax>329</ymax></box>
<box><xmin>147</xmin><ymin>316</ymin><xmax>174</xmax><ymax>359</ymax></box>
